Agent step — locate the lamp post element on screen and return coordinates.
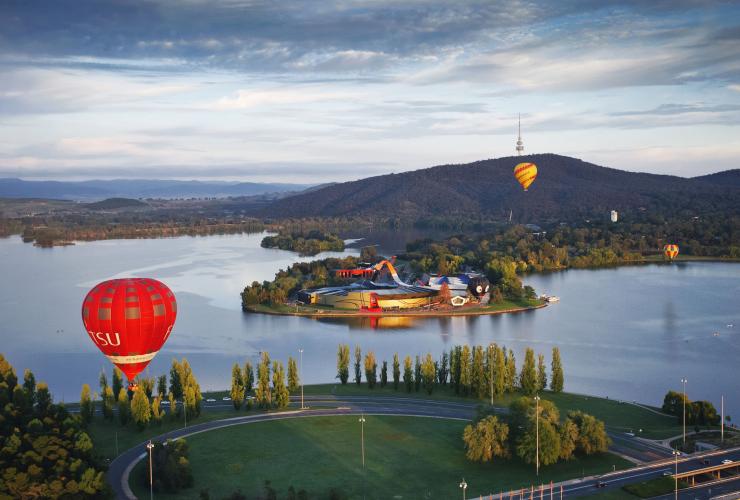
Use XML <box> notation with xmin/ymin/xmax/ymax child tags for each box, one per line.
<box><xmin>146</xmin><ymin>440</ymin><xmax>155</xmax><ymax>500</ymax></box>
<box><xmin>459</xmin><ymin>478</ymin><xmax>468</xmax><ymax>500</ymax></box>
<box><xmin>359</xmin><ymin>415</ymin><xmax>366</xmax><ymax>468</ymax></box>
<box><xmin>681</xmin><ymin>377</ymin><xmax>688</xmax><ymax>447</ymax></box>
<box><xmin>299</xmin><ymin>348</ymin><xmax>306</xmax><ymax>410</ymax></box>
<box><xmin>672</xmin><ymin>449</ymin><xmax>680</xmax><ymax>500</ymax></box>
<box><xmin>534</xmin><ymin>395</ymin><xmax>541</xmax><ymax>477</ymax></box>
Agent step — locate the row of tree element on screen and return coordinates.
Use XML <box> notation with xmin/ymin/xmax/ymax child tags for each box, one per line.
<box><xmin>0</xmin><ymin>354</ymin><xmax>109</xmax><ymax>498</ymax></box>
<box><xmin>336</xmin><ymin>344</ymin><xmax>565</xmax><ymax>397</ymax></box>
<box><xmin>79</xmin><ymin>358</ymin><xmax>204</xmax><ymax>431</ymax></box>
<box><xmin>230</xmin><ymin>353</ymin><xmax>300</xmax><ymax>410</ymax></box>
<box><xmin>661</xmin><ymin>391</ymin><xmax>726</xmax><ymax>427</ymax></box>
<box><xmin>463</xmin><ymin>397</ymin><xmax>611</xmax><ymax>467</ymax></box>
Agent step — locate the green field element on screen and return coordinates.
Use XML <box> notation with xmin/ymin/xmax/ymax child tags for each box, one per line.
<box><xmin>622</xmin><ymin>476</ymin><xmax>688</xmax><ymax>498</ymax></box>
<box><xmin>130</xmin><ymin>415</ymin><xmax>632</xmax><ymax>500</ymax></box>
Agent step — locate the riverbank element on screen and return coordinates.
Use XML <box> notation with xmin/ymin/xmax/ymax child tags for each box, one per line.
<box><xmin>243</xmin><ymin>297</ymin><xmax>546</xmax><ymax>317</ymax></box>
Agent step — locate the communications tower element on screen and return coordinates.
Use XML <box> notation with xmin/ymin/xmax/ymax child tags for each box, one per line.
<box><xmin>515</xmin><ymin>114</ymin><xmax>524</xmax><ymax>156</ymax></box>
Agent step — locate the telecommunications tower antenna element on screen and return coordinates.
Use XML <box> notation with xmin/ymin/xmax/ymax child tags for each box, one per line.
<box><xmin>515</xmin><ymin>114</ymin><xmax>524</xmax><ymax>155</ymax></box>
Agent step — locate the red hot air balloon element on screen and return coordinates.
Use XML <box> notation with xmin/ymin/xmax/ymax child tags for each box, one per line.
<box><xmin>82</xmin><ymin>278</ymin><xmax>177</xmax><ymax>389</ymax></box>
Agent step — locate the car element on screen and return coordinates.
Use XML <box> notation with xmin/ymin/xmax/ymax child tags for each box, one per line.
<box><xmin>625</xmin><ymin>432</ymin><xmax>635</xmax><ymax>437</ymax></box>
<box><xmin>206</xmin><ymin>398</ymin><xmax>216</xmax><ymax>402</ymax></box>
<box><xmin>721</xmin><ymin>459</ymin><xmax>733</xmax><ymax>465</ymax></box>
<box><xmin>662</xmin><ymin>471</ymin><xmax>672</xmax><ymax>477</ymax></box>
<box><xmin>595</xmin><ymin>481</ymin><xmax>607</xmax><ymax>488</ymax></box>
<box><xmin>222</xmin><ymin>396</ymin><xmax>231</xmax><ymax>401</ymax></box>
<box><xmin>246</xmin><ymin>395</ymin><xmax>256</xmax><ymax>400</ymax></box>
<box><xmin>161</xmin><ymin>400</ymin><xmax>170</xmax><ymax>405</ymax></box>
<box><xmin>702</xmin><ymin>458</ymin><xmax>711</xmax><ymax>465</ymax></box>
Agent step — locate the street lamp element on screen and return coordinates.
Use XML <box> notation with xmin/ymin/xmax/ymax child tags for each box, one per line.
<box><xmin>672</xmin><ymin>449</ymin><xmax>680</xmax><ymax>500</ymax></box>
<box><xmin>359</xmin><ymin>415</ymin><xmax>366</xmax><ymax>468</ymax></box>
<box><xmin>146</xmin><ymin>440</ymin><xmax>155</xmax><ymax>500</ymax></box>
<box><xmin>681</xmin><ymin>377</ymin><xmax>688</xmax><ymax>447</ymax></box>
<box><xmin>459</xmin><ymin>478</ymin><xmax>468</xmax><ymax>500</ymax></box>
<box><xmin>299</xmin><ymin>348</ymin><xmax>306</xmax><ymax>409</ymax></box>
<box><xmin>534</xmin><ymin>395</ymin><xmax>541</xmax><ymax>477</ymax></box>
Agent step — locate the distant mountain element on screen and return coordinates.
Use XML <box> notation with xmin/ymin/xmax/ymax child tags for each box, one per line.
<box><xmin>693</xmin><ymin>169</ymin><xmax>740</xmax><ymax>188</ymax></box>
<box><xmin>0</xmin><ymin>178</ymin><xmax>314</xmax><ymax>201</ymax></box>
<box><xmin>263</xmin><ymin>154</ymin><xmax>740</xmax><ymax>221</ymax></box>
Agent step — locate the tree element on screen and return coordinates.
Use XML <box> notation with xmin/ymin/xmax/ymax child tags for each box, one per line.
<box><xmin>99</xmin><ymin>371</ymin><xmax>108</xmax><ymax>395</ymax></box>
<box><xmin>147</xmin><ymin>439</ymin><xmax>193</xmax><ymax>493</ymax></box>
<box><xmin>392</xmin><ymin>354</ymin><xmax>400</xmax><ymax>390</ymax></box>
<box><xmin>462</xmin><ymin>416</ymin><xmax>510</xmax><ymax>462</ymax></box>
<box><xmin>337</xmin><ymin>345</ymin><xmax>350</xmax><ymax>385</ymax></box>
<box><xmin>550</xmin><ymin>347</ymin><xmax>564</xmax><ymax>393</ymax></box>
<box><xmin>364</xmin><ymin>352</ymin><xmax>377</xmax><ymax>389</ymax></box>
<box><xmin>568</xmin><ymin>411</ymin><xmax>611</xmax><ymax>455</ymax></box>
<box><xmin>255</xmin><ymin>352</ymin><xmax>272</xmax><ymax>408</ymax></box>
<box><xmin>380</xmin><ymin>361</ymin><xmax>388</xmax><ymax>388</ymax></box>
<box><xmin>414</xmin><ymin>355</ymin><xmax>422</xmax><ymax>392</ymax></box>
<box><xmin>79</xmin><ymin>384</ymin><xmax>94</xmax><ymax>425</ymax></box>
<box><xmin>169</xmin><ymin>360</ymin><xmax>183</xmax><ymax>401</ymax></box>
<box><xmin>493</xmin><ymin>345</ymin><xmax>505</xmax><ymax>397</ymax></box>
<box><xmin>287</xmin><ymin>357</ymin><xmax>299</xmax><ymax>393</ymax></box>
<box><xmin>230</xmin><ymin>363</ymin><xmax>245</xmax><ymax>410</ymax></box>
<box><xmin>112</xmin><ymin>367</ymin><xmax>123</xmax><ymax>401</ymax></box>
<box><xmin>506</xmin><ymin>349</ymin><xmax>517</xmax><ymax>392</ymax></box>
<box><xmin>102</xmin><ymin>386</ymin><xmax>115</xmax><ymax>420</ymax></box>
<box><xmin>403</xmin><ymin>356</ymin><xmax>413</xmax><ymax>392</ymax></box>
<box><xmin>689</xmin><ymin>401</ymin><xmax>720</xmax><ymax>426</ymax></box>
<box><xmin>520</xmin><ymin>348</ymin><xmax>537</xmax><ymax>396</ymax></box>
<box><xmin>559</xmin><ymin>418</ymin><xmax>579</xmax><ymax>460</ymax></box>
<box><xmin>437</xmin><ymin>352</ymin><xmax>449</xmax><ymax>385</ymax></box>
<box><xmin>131</xmin><ymin>388</ymin><xmax>152</xmax><ymax>430</ymax></box>
<box><xmin>272</xmin><ymin>361</ymin><xmax>290</xmax><ymax>409</ymax></box>
<box><xmin>138</xmin><ymin>376</ymin><xmax>155</xmax><ymax>399</ymax></box>
<box><xmin>451</xmin><ymin>346</ymin><xmax>461</xmax><ymax>394</ymax></box>
<box><xmin>439</xmin><ymin>282</ymin><xmax>452</xmax><ymax>305</ymax></box>
<box><xmin>662</xmin><ymin>390</ymin><xmax>687</xmax><ymax>416</ymax></box>
<box><xmin>157</xmin><ymin>375</ymin><xmax>168</xmax><ymax>398</ymax></box>
<box><xmin>421</xmin><ymin>354</ymin><xmax>436</xmax><ymax>395</ymax></box>
<box><xmin>354</xmin><ymin>346</ymin><xmax>362</xmax><ymax>385</ymax></box>
<box><xmin>152</xmin><ymin>395</ymin><xmax>163</xmax><ymax>424</ymax></box>
<box><xmin>516</xmin><ymin>419</ymin><xmax>561</xmax><ymax>466</ymax></box>
<box><xmin>244</xmin><ymin>362</ymin><xmax>254</xmax><ymax>394</ymax></box>
<box><xmin>537</xmin><ymin>354</ymin><xmax>547</xmax><ymax>392</ymax></box>
<box><xmin>459</xmin><ymin>345</ymin><xmax>471</xmax><ymax>396</ymax></box>
<box><xmin>117</xmin><ymin>388</ymin><xmax>130</xmax><ymax>425</ymax></box>
<box><xmin>471</xmin><ymin>346</ymin><xmax>486</xmax><ymax>399</ymax></box>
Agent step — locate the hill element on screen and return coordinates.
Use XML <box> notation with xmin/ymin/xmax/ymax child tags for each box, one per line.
<box><xmin>693</xmin><ymin>169</ymin><xmax>740</xmax><ymax>188</ymax></box>
<box><xmin>0</xmin><ymin>178</ymin><xmax>313</xmax><ymax>201</ymax></box>
<box><xmin>264</xmin><ymin>154</ymin><xmax>740</xmax><ymax>221</ymax></box>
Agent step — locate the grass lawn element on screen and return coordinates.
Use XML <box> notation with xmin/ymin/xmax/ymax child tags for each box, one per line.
<box><xmin>130</xmin><ymin>415</ymin><xmax>632</xmax><ymax>500</ymax></box>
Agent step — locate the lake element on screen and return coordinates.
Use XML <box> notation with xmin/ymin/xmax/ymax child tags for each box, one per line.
<box><xmin>0</xmin><ymin>232</ymin><xmax>737</xmax><ymax>418</ymax></box>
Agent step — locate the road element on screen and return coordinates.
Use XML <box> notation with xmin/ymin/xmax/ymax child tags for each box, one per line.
<box><xmin>107</xmin><ymin>395</ymin><xmax>740</xmax><ymax>499</ymax></box>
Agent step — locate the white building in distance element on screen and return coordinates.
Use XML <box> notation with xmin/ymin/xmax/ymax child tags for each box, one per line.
<box><xmin>610</xmin><ymin>210</ymin><xmax>618</xmax><ymax>222</ymax></box>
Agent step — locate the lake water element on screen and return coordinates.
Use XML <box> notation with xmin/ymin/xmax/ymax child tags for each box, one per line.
<box><xmin>1</xmin><ymin>232</ymin><xmax>738</xmax><ymax>417</ymax></box>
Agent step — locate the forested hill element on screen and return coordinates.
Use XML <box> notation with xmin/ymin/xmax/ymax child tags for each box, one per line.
<box><xmin>263</xmin><ymin>154</ymin><xmax>739</xmax><ymax>221</ymax></box>
<box><xmin>693</xmin><ymin>169</ymin><xmax>740</xmax><ymax>188</ymax></box>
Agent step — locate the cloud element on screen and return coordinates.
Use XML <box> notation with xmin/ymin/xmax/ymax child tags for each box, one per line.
<box><xmin>209</xmin><ymin>87</ymin><xmax>358</xmax><ymax>110</ymax></box>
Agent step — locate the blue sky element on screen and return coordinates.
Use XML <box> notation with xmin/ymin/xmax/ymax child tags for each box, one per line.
<box><xmin>1</xmin><ymin>0</ymin><xmax>739</xmax><ymax>182</ymax></box>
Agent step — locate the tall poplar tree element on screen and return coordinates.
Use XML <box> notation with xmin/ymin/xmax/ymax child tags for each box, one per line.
<box><xmin>336</xmin><ymin>344</ymin><xmax>350</xmax><ymax>385</ymax></box>
<box><xmin>131</xmin><ymin>387</ymin><xmax>152</xmax><ymax>430</ymax></box>
<box><xmin>80</xmin><ymin>384</ymin><xmax>94</xmax><ymax>425</ymax></box>
<box><xmin>364</xmin><ymin>351</ymin><xmax>377</xmax><ymax>389</ymax></box>
<box><xmin>354</xmin><ymin>346</ymin><xmax>362</xmax><ymax>385</ymax></box>
<box><xmin>459</xmin><ymin>345</ymin><xmax>472</xmax><ymax>396</ymax></box>
<box><xmin>255</xmin><ymin>352</ymin><xmax>272</xmax><ymax>408</ymax></box>
<box><xmin>272</xmin><ymin>361</ymin><xmax>290</xmax><ymax>409</ymax></box>
<box><xmin>230</xmin><ymin>363</ymin><xmax>245</xmax><ymax>410</ymax></box>
<box><xmin>506</xmin><ymin>349</ymin><xmax>517</xmax><ymax>392</ymax></box>
<box><xmin>392</xmin><ymin>353</ymin><xmax>400</xmax><ymax>390</ymax></box>
<box><xmin>537</xmin><ymin>353</ymin><xmax>547</xmax><ymax>392</ymax></box>
<box><xmin>287</xmin><ymin>357</ymin><xmax>299</xmax><ymax>393</ymax></box>
<box><xmin>403</xmin><ymin>356</ymin><xmax>413</xmax><ymax>392</ymax></box>
<box><xmin>550</xmin><ymin>347</ymin><xmax>564</xmax><ymax>393</ymax></box>
<box><xmin>380</xmin><ymin>361</ymin><xmax>388</xmax><ymax>388</ymax></box>
<box><xmin>520</xmin><ymin>348</ymin><xmax>538</xmax><ymax>396</ymax></box>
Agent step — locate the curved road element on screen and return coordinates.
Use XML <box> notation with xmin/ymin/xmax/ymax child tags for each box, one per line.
<box><xmin>108</xmin><ymin>395</ymin><xmax>740</xmax><ymax>499</ymax></box>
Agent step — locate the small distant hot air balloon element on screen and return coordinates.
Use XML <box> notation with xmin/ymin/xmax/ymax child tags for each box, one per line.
<box><xmin>663</xmin><ymin>244</ymin><xmax>679</xmax><ymax>260</ymax></box>
<box><xmin>514</xmin><ymin>162</ymin><xmax>538</xmax><ymax>191</ymax></box>
<box><xmin>82</xmin><ymin>278</ymin><xmax>177</xmax><ymax>390</ymax></box>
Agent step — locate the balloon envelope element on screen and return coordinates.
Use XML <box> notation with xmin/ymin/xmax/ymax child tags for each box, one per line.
<box><xmin>663</xmin><ymin>244</ymin><xmax>679</xmax><ymax>260</ymax></box>
<box><xmin>82</xmin><ymin>278</ymin><xmax>177</xmax><ymax>385</ymax></box>
<box><xmin>514</xmin><ymin>162</ymin><xmax>538</xmax><ymax>191</ymax></box>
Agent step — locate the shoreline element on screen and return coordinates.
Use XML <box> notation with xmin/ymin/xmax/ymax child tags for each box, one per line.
<box><xmin>243</xmin><ymin>301</ymin><xmax>547</xmax><ymax>318</ymax></box>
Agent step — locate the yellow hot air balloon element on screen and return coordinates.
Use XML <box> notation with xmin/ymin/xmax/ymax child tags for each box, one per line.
<box><xmin>514</xmin><ymin>162</ymin><xmax>537</xmax><ymax>191</ymax></box>
<box><xmin>663</xmin><ymin>244</ymin><xmax>679</xmax><ymax>260</ymax></box>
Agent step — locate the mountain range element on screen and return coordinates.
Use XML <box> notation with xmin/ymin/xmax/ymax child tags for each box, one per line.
<box><xmin>0</xmin><ymin>178</ymin><xmax>313</xmax><ymax>201</ymax></box>
<box><xmin>261</xmin><ymin>154</ymin><xmax>739</xmax><ymax>221</ymax></box>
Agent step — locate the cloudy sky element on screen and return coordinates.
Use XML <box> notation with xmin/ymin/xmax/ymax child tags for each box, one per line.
<box><xmin>1</xmin><ymin>0</ymin><xmax>739</xmax><ymax>182</ymax></box>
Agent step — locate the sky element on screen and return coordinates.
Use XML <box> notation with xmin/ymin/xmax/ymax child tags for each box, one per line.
<box><xmin>1</xmin><ymin>0</ymin><xmax>739</xmax><ymax>182</ymax></box>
